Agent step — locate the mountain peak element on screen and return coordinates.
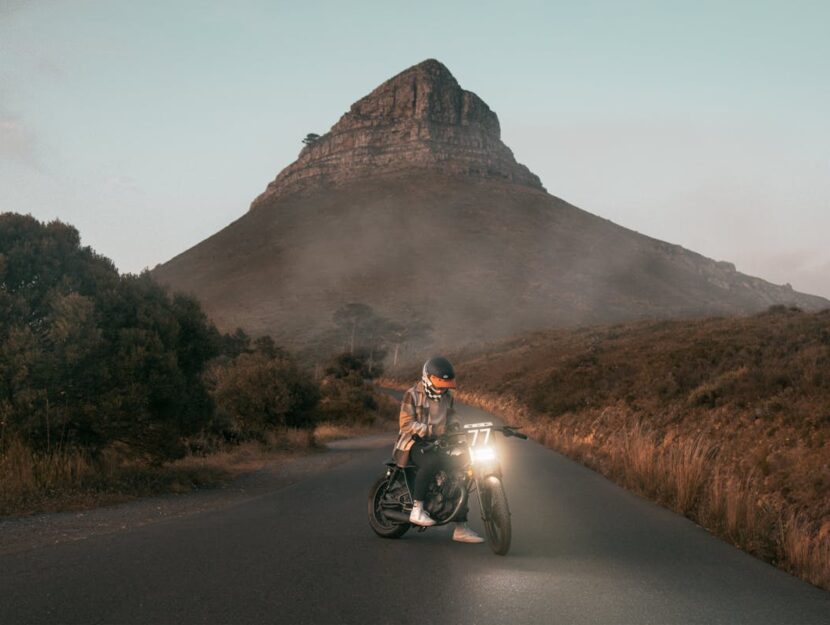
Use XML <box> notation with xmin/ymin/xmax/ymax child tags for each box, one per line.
<box><xmin>250</xmin><ymin>59</ymin><xmax>543</xmax><ymax>208</ymax></box>
<box><xmin>347</xmin><ymin>58</ymin><xmax>499</xmax><ymax>134</ymax></box>
<box><xmin>396</xmin><ymin>58</ymin><xmax>456</xmax><ymax>80</ymax></box>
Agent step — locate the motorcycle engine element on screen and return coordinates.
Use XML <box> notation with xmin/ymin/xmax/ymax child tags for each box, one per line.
<box><xmin>425</xmin><ymin>471</ymin><xmax>463</xmax><ymax>519</ymax></box>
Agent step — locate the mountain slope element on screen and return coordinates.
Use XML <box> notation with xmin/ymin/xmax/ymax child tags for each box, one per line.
<box><xmin>153</xmin><ymin>59</ymin><xmax>828</xmax><ymax>352</ymax></box>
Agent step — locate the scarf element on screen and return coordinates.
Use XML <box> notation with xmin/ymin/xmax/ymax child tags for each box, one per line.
<box><xmin>421</xmin><ymin>365</ymin><xmax>445</xmax><ymax>402</ymax></box>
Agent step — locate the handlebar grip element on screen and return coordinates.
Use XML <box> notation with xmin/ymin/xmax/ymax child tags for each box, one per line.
<box><xmin>501</xmin><ymin>426</ymin><xmax>528</xmax><ymax>440</ymax></box>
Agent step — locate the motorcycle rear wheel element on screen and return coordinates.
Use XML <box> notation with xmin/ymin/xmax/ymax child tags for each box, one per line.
<box><xmin>368</xmin><ymin>476</ymin><xmax>411</xmax><ymax>538</ymax></box>
<box><xmin>481</xmin><ymin>475</ymin><xmax>511</xmax><ymax>555</ymax></box>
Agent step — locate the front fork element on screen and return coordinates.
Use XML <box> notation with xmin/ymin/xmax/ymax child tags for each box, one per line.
<box><xmin>472</xmin><ymin>462</ymin><xmax>502</xmax><ymax>524</ymax></box>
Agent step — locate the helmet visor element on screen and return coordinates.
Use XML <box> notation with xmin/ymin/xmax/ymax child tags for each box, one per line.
<box><xmin>428</xmin><ymin>374</ymin><xmax>457</xmax><ymax>389</ymax></box>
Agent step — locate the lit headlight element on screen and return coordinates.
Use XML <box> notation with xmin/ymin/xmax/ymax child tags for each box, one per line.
<box><xmin>471</xmin><ymin>446</ymin><xmax>496</xmax><ymax>463</ymax></box>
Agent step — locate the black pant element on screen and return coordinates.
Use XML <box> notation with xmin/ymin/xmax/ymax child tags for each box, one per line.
<box><xmin>409</xmin><ymin>440</ymin><xmax>468</xmax><ymax>522</ymax></box>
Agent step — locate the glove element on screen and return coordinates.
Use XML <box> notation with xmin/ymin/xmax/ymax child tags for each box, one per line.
<box><xmin>413</xmin><ymin>422</ymin><xmax>429</xmax><ymax>437</ymax></box>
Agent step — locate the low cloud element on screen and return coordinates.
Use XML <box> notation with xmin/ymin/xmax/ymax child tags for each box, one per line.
<box><xmin>736</xmin><ymin>249</ymin><xmax>830</xmax><ymax>300</ymax></box>
<box><xmin>508</xmin><ymin>119</ymin><xmax>830</xmax><ymax>300</ymax></box>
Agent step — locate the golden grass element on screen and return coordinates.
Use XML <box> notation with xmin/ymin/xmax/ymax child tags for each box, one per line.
<box><xmin>313</xmin><ymin>420</ymin><xmax>396</xmax><ymax>444</ymax></box>
<box><xmin>780</xmin><ymin>513</ymin><xmax>830</xmax><ymax>589</ymax></box>
<box><xmin>0</xmin><ymin>418</ymin><xmax>397</xmax><ymax>518</ymax></box>
<box><xmin>451</xmin><ymin>388</ymin><xmax>830</xmax><ymax>591</ymax></box>
<box><xmin>0</xmin><ymin>438</ymin><xmax>99</xmax><ymax>505</ymax></box>
<box><xmin>411</xmin><ymin>311</ymin><xmax>830</xmax><ymax>590</ymax></box>
<box><xmin>0</xmin><ymin>428</ymin><xmax>321</xmax><ymax>517</ymax></box>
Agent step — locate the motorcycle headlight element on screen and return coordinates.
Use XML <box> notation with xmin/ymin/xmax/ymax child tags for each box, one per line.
<box><xmin>471</xmin><ymin>446</ymin><xmax>496</xmax><ymax>464</ymax></box>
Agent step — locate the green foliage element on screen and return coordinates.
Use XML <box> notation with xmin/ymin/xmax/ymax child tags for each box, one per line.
<box><xmin>302</xmin><ymin>133</ymin><xmax>321</xmax><ymax>145</ymax></box>
<box><xmin>220</xmin><ymin>327</ymin><xmax>252</xmax><ymax>359</ymax></box>
<box><xmin>205</xmin><ymin>342</ymin><xmax>320</xmax><ymax>441</ymax></box>
<box><xmin>317</xmin><ymin>351</ymin><xmax>393</xmax><ymax>424</ymax></box>
<box><xmin>325</xmin><ymin>349</ymin><xmax>384</xmax><ymax>380</ymax></box>
<box><xmin>0</xmin><ymin>213</ymin><xmax>221</xmax><ymax>461</ymax></box>
<box><xmin>0</xmin><ymin>214</ymin><xmax>394</xmax><ymax>469</ymax></box>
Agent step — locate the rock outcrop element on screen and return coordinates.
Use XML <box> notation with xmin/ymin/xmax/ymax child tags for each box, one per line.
<box><xmin>250</xmin><ymin>59</ymin><xmax>542</xmax><ymax>208</ymax></box>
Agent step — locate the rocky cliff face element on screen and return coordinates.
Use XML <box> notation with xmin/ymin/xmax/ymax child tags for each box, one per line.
<box><xmin>250</xmin><ymin>59</ymin><xmax>543</xmax><ymax>208</ymax></box>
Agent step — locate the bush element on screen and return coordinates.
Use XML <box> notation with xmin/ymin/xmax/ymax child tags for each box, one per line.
<box><xmin>325</xmin><ymin>348</ymin><xmax>384</xmax><ymax>380</ymax></box>
<box><xmin>0</xmin><ymin>213</ymin><xmax>221</xmax><ymax>462</ymax></box>
<box><xmin>317</xmin><ymin>351</ymin><xmax>393</xmax><ymax>424</ymax></box>
<box><xmin>205</xmin><ymin>344</ymin><xmax>320</xmax><ymax>442</ymax></box>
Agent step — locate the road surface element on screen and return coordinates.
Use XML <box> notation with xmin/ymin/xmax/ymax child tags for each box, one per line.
<box><xmin>1</xmin><ymin>401</ymin><xmax>828</xmax><ymax>624</ymax></box>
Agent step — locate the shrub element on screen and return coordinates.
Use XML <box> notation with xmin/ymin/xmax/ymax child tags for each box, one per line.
<box><xmin>206</xmin><ymin>345</ymin><xmax>320</xmax><ymax>442</ymax></box>
<box><xmin>318</xmin><ymin>351</ymin><xmax>393</xmax><ymax>424</ymax></box>
<box><xmin>0</xmin><ymin>213</ymin><xmax>221</xmax><ymax>462</ymax></box>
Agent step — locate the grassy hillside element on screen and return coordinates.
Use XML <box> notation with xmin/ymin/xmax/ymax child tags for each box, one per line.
<box><xmin>153</xmin><ymin>173</ymin><xmax>828</xmax><ymax>359</ymax></box>
<box><xmin>400</xmin><ymin>308</ymin><xmax>830</xmax><ymax>589</ymax></box>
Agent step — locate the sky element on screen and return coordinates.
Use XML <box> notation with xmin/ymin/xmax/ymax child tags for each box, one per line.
<box><xmin>1</xmin><ymin>0</ymin><xmax>828</xmax><ymax>297</ymax></box>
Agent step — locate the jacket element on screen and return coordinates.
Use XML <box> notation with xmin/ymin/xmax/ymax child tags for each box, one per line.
<box><xmin>392</xmin><ymin>381</ymin><xmax>455</xmax><ymax>466</ymax></box>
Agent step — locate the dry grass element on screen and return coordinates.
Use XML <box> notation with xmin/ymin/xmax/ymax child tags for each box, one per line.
<box><xmin>313</xmin><ymin>420</ymin><xmax>396</xmax><ymax>444</ymax></box>
<box><xmin>453</xmin><ymin>388</ymin><xmax>830</xmax><ymax>591</ymax></box>
<box><xmin>0</xmin><ymin>427</ymin><xmax>321</xmax><ymax>517</ymax></box>
<box><xmin>0</xmin><ymin>440</ymin><xmax>230</xmax><ymax>516</ymax></box>
<box><xmin>0</xmin><ymin>439</ymin><xmax>101</xmax><ymax>509</ymax></box>
<box><xmin>780</xmin><ymin>513</ymin><xmax>830</xmax><ymax>589</ymax></box>
<box><xmin>385</xmin><ymin>310</ymin><xmax>830</xmax><ymax>590</ymax></box>
<box><xmin>0</xmin><ymin>417</ymin><xmax>397</xmax><ymax>518</ymax></box>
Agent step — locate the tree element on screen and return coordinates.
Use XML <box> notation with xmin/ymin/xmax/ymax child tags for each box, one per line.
<box><xmin>325</xmin><ymin>349</ymin><xmax>383</xmax><ymax>380</ymax></box>
<box><xmin>0</xmin><ymin>213</ymin><xmax>221</xmax><ymax>461</ymax></box>
<box><xmin>205</xmin><ymin>341</ymin><xmax>320</xmax><ymax>440</ymax></box>
<box><xmin>318</xmin><ymin>350</ymin><xmax>389</xmax><ymax>425</ymax></box>
<box><xmin>386</xmin><ymin>319</ymin><xmax>433</xmax><ymax>368</ymax></box>
<box><xmin>330</xmin><ymin>304</ymin><xmax>432</xmax><ymax>369</ymax></box>
<box><xmin>332</xmin><ymin>303</ymin><xmax>381</xmax><ymax>355</ymax></box>
<box><xmin>220</xmin><ymin>327</ymin><xmax>252</xmax><ymax>359</ymax></box>
<box><xmin>302</xmin><ymin>133</ymin><xmax>321</xmax><ymax>146</ymax></box>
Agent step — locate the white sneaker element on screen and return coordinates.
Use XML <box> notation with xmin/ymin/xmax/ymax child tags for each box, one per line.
<box><xmin>409</xmin><ymin>501</ymin><xmax>436</xmax><ymax>527</ymax></box>
<box><xmin>452</xmin><ymin>523</ymin><xmax>485</xmax><ymax>543</ymax></box>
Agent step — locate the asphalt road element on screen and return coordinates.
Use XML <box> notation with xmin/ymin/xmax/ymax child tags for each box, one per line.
<box><xmin>1</xmin><ymin>401</ymin><xmax>828</xmax><ymax>625</ymax></box>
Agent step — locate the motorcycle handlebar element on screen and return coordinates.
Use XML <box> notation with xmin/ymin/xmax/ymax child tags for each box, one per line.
<box><xmin>501</xmin><ymin>425</ymin><xmax>529</xmax><ymax>440</ymax></box>
<box><xmin>417</xmin><ymin>425</ymin><xmax>528</xmax><ymax>452</ymax></box>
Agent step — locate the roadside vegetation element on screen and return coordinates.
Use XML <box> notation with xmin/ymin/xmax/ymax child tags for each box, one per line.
<box><xmin>0</xmin><ymin>214</ymin><xmax>395</xmax><ymax>516</ymax></box>
<box><xmin>388</xmin><ymin>308</ymin><xmax>830</xmax><ymax>590</ymax></box>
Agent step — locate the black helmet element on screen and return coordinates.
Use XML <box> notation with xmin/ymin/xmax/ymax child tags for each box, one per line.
<box><xmin>422</xmin><ymin>356</ymin><xmax>456</xmax><ymax>399</ymax></box>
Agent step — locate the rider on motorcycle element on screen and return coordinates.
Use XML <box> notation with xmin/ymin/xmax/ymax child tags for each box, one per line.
<box><xmin>393</xmin><ymin>356</ymin><xmax>484</xmax><ymax>543</ymax></box>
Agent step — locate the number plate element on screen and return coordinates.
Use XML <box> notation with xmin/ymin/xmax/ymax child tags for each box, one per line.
<box><xmin>462</xmin><ymin>421</ymin><xmax>493</xmax><ymax>446</ymax></box>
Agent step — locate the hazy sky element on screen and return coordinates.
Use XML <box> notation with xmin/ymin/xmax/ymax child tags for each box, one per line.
<box><xmin>2</xmin><ymin>1</ymin><xmax>828</xmax><ymax>297</ymax></box>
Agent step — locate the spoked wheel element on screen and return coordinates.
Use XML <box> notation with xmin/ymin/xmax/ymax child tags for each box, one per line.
<box><xmin>368</xmin><ymin>476</ymin><xmax>410</xmax><ymax>538</ymax></box>
<box><xmin>480</xmin><ymin>475</ymin><xmax>512</xmax><ymax>555</ymax></box>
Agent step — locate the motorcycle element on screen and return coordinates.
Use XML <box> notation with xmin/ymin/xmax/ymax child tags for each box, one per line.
<box><xmin>367</xmin><ymin>421</ymin><xmax>527</xmax><ymax>555</ymax></box>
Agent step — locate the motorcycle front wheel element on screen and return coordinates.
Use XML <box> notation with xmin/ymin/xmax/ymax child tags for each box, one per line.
<box><xmin>368</xmin><ymin>476</ymin><xmax>411</xmax><ymax>538</ymax></box>
<box><xmin>480</xmin><ymin>475</ymin><xmax>511</xmax><ymax>555</ymax></box>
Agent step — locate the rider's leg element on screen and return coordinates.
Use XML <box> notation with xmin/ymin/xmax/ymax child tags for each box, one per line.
<box><xmin>410</xmin><ymin>442</ymin><xmax>442</xmax><ymax>501</ymax></box>
<box><xmin>409</xmin><ymin>442</ymin><xmax>441</xmax><ymax>526</ymax></box>
<box><xmin>447</xmin><ymin>459</ymin><xmax>484</xmax><ymax>543</ymax></box>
